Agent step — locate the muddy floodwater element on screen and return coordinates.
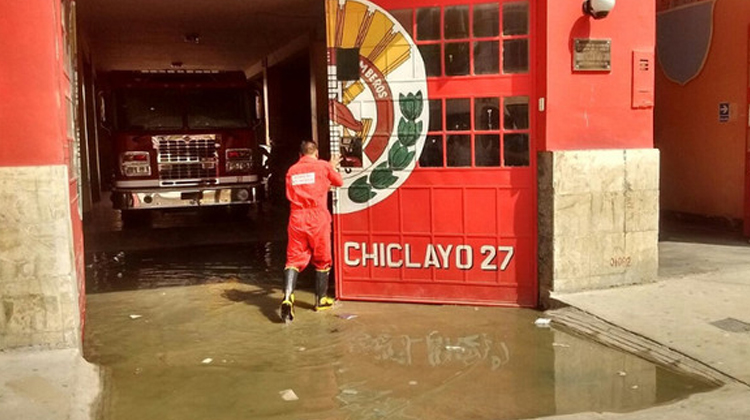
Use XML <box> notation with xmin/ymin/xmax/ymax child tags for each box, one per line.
<box><xmin>84</xmin><ymin>243</ymin><xmax>716</xmax><ymax>420</ymax></box>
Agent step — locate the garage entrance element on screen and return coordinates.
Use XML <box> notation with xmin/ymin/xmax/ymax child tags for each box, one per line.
<box><xmin>328</xmin><ymin>0</ymin><xmax>537</xmax><ymax>306</ymax></box>
<box><xmin>76</xmin><ymin>0</ymin><xmax>327</xmax><ymax>222</ymax></box>
<box><xmin>75</xmin><ymin>0</ymin><xmax>536</xmax><ymax>308</ymax></box>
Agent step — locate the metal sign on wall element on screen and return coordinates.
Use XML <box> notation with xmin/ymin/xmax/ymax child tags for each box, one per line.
<box><xmin>573</xmin><ymin>38</ymin><xmax>612</xmax><ymax>72</ymax></box>
<box><xmin>326</xmin><ymin>0</ymin><xmax>537</xmax><ymax>307</ymax></box>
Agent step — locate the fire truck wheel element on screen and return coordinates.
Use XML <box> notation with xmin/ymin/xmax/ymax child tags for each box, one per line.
<box><xmin>121</xmin><ymin>210</ymin><xmax>151</xmax><ymax>228</ymax></box>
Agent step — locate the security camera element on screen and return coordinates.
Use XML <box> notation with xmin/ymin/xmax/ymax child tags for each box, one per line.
<box><xmin>583</xmin><ymin>0</ymin><xmax>615</xmax><ymax>19</ymax></box>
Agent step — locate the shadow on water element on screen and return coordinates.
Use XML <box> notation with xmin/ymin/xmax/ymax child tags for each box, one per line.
<box><xmin>83</xmin><ymin>242</ymin><xmax>719</xmax><ymax>420</ymax></box>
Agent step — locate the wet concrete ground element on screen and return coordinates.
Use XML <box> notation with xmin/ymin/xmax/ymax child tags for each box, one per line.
<box><xmin>83</xmin><ymin>205</ymin><xmax>717</xmax><ymax>419</ymax></box>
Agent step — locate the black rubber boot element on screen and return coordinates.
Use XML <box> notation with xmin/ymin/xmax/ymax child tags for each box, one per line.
<box><xmin>280</xmin><ymin>269</ymin><xmax>298</xmax><ymax>323</ymax></box>
<box><xmin>315</xmin><ymin>270</ymin><xmax>334</xmax><ymax>311</ymax></box>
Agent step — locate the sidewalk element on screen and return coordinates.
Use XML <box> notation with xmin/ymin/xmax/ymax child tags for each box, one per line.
<box><xmin>0</xmin><ymin>348</ymin><xmax>100</xmax><ymax>420</ymax></box>
<box><xmin>547</xmin><ymin>222</ymin><xmax>750</xmax><ymax>419</ymax></box>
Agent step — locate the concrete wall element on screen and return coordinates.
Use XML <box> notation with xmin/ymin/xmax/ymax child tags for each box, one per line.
<box><xmin>0</xmin><ymin>166</ymin><xmax>81</xmax><ymax>349</ymax></box>
<box><xmin>0</xmin><ymin>1</ymin><xmax>83</xmax><ymax>350</ymax></box>
<box><xmin>537</xmin><ymin>1</ymin><xmax>657</xmax><ymax>299</ymax></box>
<box><xmin>656</xmin><ymin>0</ymin><xmax>749</xmax><ymax>220</ymax></box>
<box><xmin>539</xmin><ymin>149</ymin><xmax>660</xmax><ymax>298</ymax></box>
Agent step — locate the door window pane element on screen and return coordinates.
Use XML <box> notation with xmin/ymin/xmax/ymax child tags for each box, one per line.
<box><xmin>419</xmin><ymin>44</ymin><xmax>442</xmax><ymax>77</ymax></box>
<box><xmin>391</xmin><ymin>9</ymin><xmax>414</xmax><ymax>36</ymax></box>
<box><xmin>444</xmin><ymin>6</ymin><xmax>469</xmax><ymax>39</ymax></box>
<box><xmin>475</xmin><ymin>134</ymin><xmax>500</xmax><ymax>167</ymax></box>
<box><xmin>417</xmin><ymin>8</ymin><xmax>441</xmax><ymax>41</ymax></box>
<box><xmin>445</xmin><ymin>42</ymin><xmax>470</xmax><ymax>76</ymax></box>
<box><xmin>475</xmin><ymin>97</ymin><xmax>500</xmax><ymax>130</ymax></box>
<box><xmin>336</xmin><ymin>48</ymin><xmax>360</xmax><ymax>81</ymax></box>
<box><xmin>503</xmin><ymin>2</ymin><xmax>529</xmax><ymax>36</ymax></box>
<box><xmin>447</xmin><ymin>135</ymin><xmax>471</xmax><ymax>167</ymax></box>
<box><xmin>474</xmin><ymin>41</ymin><xmax>499</xmax><ymax>74</ymax></box>
<box><xmin>474</xmin><ymin>3</ymin><xmax>499</xmax><ymax>37</ymax></box>
<box><xmin>503</xmin><ymin>96</ymin><xmax>529</xmax><ymax>130</ymax></box>
<box><xmin>503</xmin><ymin>39</ymin><xmax>529</xmax><ymax>73</ymax></box>
<box><xmin>445</xmin><ymin>98</ymin><xmax>471</xmax><ymax>131</ymax></box>
<box><xmin>420</xmin><ymin>135</ymin><xmax>444</xmax><ymax>167</ymax></box>
<box><xmin>504</xmin><ymin>133</ymin><xmax>529</xmax><ymax>166</ymax></box>
<box><xmin>429</xmin><ymin>99</ymin><xmax>443</xmax><ymax>131</ymax></box>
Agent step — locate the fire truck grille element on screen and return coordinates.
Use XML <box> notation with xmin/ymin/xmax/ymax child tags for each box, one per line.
<box><xmin>154</xmin><ymin>136</ymin><xmax>219</xmax><ymax>184</ymax></box>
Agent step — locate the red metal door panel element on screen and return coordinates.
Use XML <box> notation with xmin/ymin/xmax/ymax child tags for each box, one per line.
<box><xmin>327</xmin><ymin>0</ymin><xmax>537</xmax><ymax>307</ymax></box>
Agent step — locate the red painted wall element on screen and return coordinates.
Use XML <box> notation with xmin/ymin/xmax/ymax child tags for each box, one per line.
<box><xmin>0</xmin><ymin>1</ymin><xmax>66</xmax><ymax>166</ymax></box>
<box><xmin>541</xmin><ymin>0</ymin><xmax>655</xmax><ymax>150</ymax></box>
<box><xmin>0</xmin><ymin>1</ymin><xmax>86</xmax><ymax>338</ymax></box>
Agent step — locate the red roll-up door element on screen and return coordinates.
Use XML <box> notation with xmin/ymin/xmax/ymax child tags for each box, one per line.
<box><xmin>327</xmin><ymin>0</ymin><xmax>537</xmax><ymax>307</ymax></box>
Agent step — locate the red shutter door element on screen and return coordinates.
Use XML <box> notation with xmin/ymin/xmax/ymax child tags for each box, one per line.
<box><xmin>327</xmin><ymin>0</ymin><xmax>537</xmax><ymax>307</ymax></box>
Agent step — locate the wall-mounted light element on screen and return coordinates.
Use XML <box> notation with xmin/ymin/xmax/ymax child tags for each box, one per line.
<box><xmin>583</xmin><ymin>0</ymin><xmax>615</xmax><ymax>19</ymax></box>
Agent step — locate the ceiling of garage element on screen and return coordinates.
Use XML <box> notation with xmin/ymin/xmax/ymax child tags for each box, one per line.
<box><xmin>77</xmin><ymin>0</ymin><xmax>323</xmax><ymax>71</ymax></box>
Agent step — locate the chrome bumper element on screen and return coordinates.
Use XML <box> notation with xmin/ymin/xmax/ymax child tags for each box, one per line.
<box><xmin>112</xmin><ymin>183</ymin><xmax>263</xmax><ymax>210</ymax></box>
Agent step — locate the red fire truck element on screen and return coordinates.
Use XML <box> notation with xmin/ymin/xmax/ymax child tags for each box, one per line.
<box><xmin>103</xmin><ymin>70</ymin><xmax>264</xmax><ymax>221</ymax></box>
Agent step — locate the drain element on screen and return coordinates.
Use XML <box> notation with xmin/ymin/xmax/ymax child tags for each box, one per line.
<box><xmin>710</xmin><ymin>317</ymin><xmax>750</xmax><ymax>333</ymax></box>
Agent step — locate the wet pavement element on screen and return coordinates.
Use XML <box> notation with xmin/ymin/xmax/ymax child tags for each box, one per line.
<box><xmin>83</xmin><ymin>236</ymin><xmax>717</xmax><ymax>420</ymax></box>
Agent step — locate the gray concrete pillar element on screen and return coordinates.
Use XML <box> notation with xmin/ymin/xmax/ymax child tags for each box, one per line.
<box><xmin>538</xmin><ymin>149</ymin><xmax>660</xmax><ymax>304</ymax></box>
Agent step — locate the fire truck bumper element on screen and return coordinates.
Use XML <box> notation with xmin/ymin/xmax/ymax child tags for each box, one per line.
<box><xmin>111</xmin><ymin>183</ymin><xmax>264</xmax><ymax>210</ymax></box>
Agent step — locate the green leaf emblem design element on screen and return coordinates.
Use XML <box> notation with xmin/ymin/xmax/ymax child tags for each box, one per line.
<box><xmin>347</xmin><ymin>90</ymin><xmax>424</xmax><ymax>204</ymax></box>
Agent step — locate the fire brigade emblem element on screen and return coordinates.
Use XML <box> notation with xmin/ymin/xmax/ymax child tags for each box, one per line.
<box><xmin>326</xmin><ymin>0</ymin><xmax>429</xmax><ymax>214</ymax></box>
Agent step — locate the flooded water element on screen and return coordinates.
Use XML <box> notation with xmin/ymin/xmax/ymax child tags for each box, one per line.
<box><xmin>83</xmin><ymin>242</ymin><xmax>717</xmax><ymax>420</ymax></box>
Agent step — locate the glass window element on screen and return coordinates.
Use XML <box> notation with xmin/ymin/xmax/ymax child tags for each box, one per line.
<box><xmin>445</xmin><ymin>42</ymin><xmax>470</xmax><ymax>76</ymax></box>
<box><xmin>475</xmin><ymin>97</ymin><xmax>500</xmax><ymax>131</ymax></box>
<box><xmin>475</xmin><ymin>134</ymin><xmax>500</xmax><ymax>167</ymax></box>
<box><xmin>336</xmin><ymin>48</ymin><xmax>360</xmax><ymax>81</ymax></box>
<box><xmin>504</xmin><ymin>133</ymin><xmax>530</xmax><ymax>167</ymax></box>
<box><xmin>116</xmin><ymin>89</ymin><xmax>183</xmax><ymax>130</ymax></box>
<box><xmin>187</xmin><ymin>89</ymin><xmax>250</xmax><ymax>129</ymax></box>
<box><xmin>419</xmin><ymin>44</ymin><xmax>442</xmax><ymax>77</ymax></box>
<box><xmin>447</xmin><ymin>135</ymin><xmax>471</xmax><ymax>167</ymax></box>
<box><xmin>503</xmin><ymin>39</ymin><xmax>529</xmax><ymax>73</ymax></box>
<box><xmin>445</xmin><ymin>99</ymin><xmax>471</xmax><ymax>131</ymax></box>
<box><xmin>429</xmin><ymin>99</ymin><xmax>443</xmax><ymax>131</ymax></box>
<box><xmin>420</xmin><ymin>135</ymin><xmax>444</xmax><ymax>167</ymax></box>
<box><xmin>391</xmin><ymin>9</ymin><xmax>414</xmax><ymax>36</ymax></box>
<box><xmin>444</xmin><ymin>6</ymin><xmax>469</xmax><ymax>39</ymax></box>
<box><xmin>503</xmin><ymin>96</ymin><xmax>529</xmax><ymax>130</ymax></box>
<box><xmin>474</xmin><ymin>41</ymin><xmax>499</xmax><ymax>74</ymax></box>
<box><xmin>417</xmin><ymin>7</ymin><xmax>441</xmax><ymax>41</ymax></box>
<box><xmin>474</xmin><ymin>3</ymin><xmax>499</xmax><ymax>37</ymax></box>
<box><xmin>503</xmin><ymin>2</ymin><xmax>529</xmax><ymax>36</ymax></box>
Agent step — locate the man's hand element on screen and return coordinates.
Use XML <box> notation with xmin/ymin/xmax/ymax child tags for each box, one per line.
<box><xmin>330</xmin><ymin>154</ymin><xmax>343</xmax><ymax>171</ymax></box>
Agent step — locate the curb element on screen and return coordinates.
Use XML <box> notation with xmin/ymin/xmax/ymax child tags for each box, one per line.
<box><xmin>546</xmin><ymin>306</ymin><xmax>748</xmax><ymax>388</ymax></box>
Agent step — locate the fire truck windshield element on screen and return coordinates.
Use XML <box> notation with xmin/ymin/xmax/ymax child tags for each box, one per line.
<box><xmin>115</xmin><ymin>88</ymin><xmax>250</xmax><ymax>130</ymax></box>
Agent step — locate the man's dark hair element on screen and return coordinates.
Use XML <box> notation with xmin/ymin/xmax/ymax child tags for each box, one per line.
<box><xmin>300</xmin><ymin>140</ymin><xmax>318</xmax><ymax>156</ymax></box>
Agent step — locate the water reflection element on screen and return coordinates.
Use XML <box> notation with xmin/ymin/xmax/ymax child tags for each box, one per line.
<box><xmin>348</xmin><ymin>332</ymin><xmax>510</xmax><ymax>370</ymax></box>
<box><xmin>83</xmin><ymin>246</ymin><xmax>716</xmax><ymax>420</ymax></box>
<box><xmin>86</xmin><ymin>242</ymin><xmax>284</xmax><ymax>293</ymax></box>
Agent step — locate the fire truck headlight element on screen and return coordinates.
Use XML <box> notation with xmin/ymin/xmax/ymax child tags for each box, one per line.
<box><xmin>120</xmin><ymin>152</ymin><xmax>152</xmax><ymax>177</ymax></box>
<box><xmin>226</xmin><ymin>148</ymin><xmax>252</xmax><ymax>174</ymax></box>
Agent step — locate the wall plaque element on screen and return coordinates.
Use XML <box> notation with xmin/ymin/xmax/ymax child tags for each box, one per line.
<box><xmin>573</xmin><ymin>39</ymin><xmax>612</xmax><ymax>71</ymax></box>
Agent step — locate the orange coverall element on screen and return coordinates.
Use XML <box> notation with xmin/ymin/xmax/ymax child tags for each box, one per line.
<box><xmin>285</xmin><ymin>155</ymin><xmax>344</xmax><ymax>271</ymax></box>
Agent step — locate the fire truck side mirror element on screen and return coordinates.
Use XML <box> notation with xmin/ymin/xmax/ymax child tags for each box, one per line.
<box><xmin>253</xmin><ymin>92</ymin><xmax>264</xmax><ymax>122</ymax></box>
<box><xmin>97</xmin><ymin>91</ymin><xmax>108</xmax><ymax>126</ymax></box>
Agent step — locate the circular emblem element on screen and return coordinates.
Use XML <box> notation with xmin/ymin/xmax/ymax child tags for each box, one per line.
<box><xmin>326</xmin><ymin>0</ymin><xmax>429</xmax><ymax>214</ymax></box>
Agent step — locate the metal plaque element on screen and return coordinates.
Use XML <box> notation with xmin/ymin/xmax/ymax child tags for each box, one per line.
<box><xmin>573</xmin><ymin>39</ymin><xmax>611</xmax><ymax>71</ymax></box>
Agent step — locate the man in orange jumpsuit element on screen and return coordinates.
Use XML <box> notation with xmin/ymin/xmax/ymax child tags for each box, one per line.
<box><xmin>281</xmin><ymin>140</ymin><xmax>343</xmax><ymax>322</ymax></box>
